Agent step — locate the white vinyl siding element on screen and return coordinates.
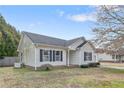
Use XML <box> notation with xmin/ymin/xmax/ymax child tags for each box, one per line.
<box><xmin>69</xmin><ymin>50</ymin><xmax>80</xmax><ymax>65</ymax></box>
<box><xmin>20</xmin><ymin>34</ymin><xmax>35</xmax><ymax>67</ymax></box>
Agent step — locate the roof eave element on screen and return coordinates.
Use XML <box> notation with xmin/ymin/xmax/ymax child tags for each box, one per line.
<box><xmin>34</xmin><ymin>43</ymin><xmax>68</xmax><ymax>49</ymax></box>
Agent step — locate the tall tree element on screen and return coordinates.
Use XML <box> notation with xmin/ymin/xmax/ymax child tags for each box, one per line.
<box><xmin>0</xmin><ymin>14</ymin><xmax>20</xmax><ymax>57</ymax></box>
<box><xmin>93</xmin><ymin>5</ymin><xmax>124</xmax><ymax>50</ymax></box>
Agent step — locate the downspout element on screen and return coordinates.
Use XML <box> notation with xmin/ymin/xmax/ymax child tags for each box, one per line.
<box><xmin>68</xmin><ymin>49</ymin><xmax>70</xmax><ymax>67</ymax></box>
<box><xmin>80</xmin><ymin>49</ymin><xmax>82</xmax><ymax>66</ymax></box>
<box><xmin>18</xmin><ymin>52</ymin><xmax>21</xmax><ymax>63</ymax></box>
<box><xmin>35</xmin><ymin>47</ymin><xmax>37</xmax><ymax>70</ymax></box>
<box><xmin>19</xmin><ymin>52</ymin><xmax>22</xmax><ymax>63</ymax></box>
<box><xmin>115</xmin><ymin>53</ymin><xmax>116</xmax><ymax>62</ymax></box>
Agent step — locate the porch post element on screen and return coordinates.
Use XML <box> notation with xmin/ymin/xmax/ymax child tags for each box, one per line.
<box><xmin>115</xmin><ymin>53</ymin><xmax>116</xmax><ymax>62</ymax></box>
<box><xmin>35</xmin><ymin>47</ymin><xmax>37</xmax><ymax>70</ymax></box>
<box><xmin>18</xmin><ymin>52</ymin><xmax>21</xmax><ymax>63</ymax></box>
<box><xmin>115</xmin><ymin>50</ymin><xmax>117</xmax><ymax>62</ymax></box>
<box><xmin>68</xmin><ymin>49</ymin><xmax>70</xmax><ymax>67</ymax></box>
<box><xmin>19</xmin><ymin>52</ymin><xmax>22</xmax><ymax>63</ymax></box>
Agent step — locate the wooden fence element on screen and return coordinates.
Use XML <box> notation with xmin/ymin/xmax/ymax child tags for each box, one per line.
<box><xmin>0</xmin><ymin>57</ymin><xmax>18</xmax><ymax>67</ymax></box>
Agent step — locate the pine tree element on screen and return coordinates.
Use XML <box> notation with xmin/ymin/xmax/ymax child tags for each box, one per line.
<box><xmin>0</xmin><ymin>14</ymin><xmax>20</xmax><ymax>57</ymax></box>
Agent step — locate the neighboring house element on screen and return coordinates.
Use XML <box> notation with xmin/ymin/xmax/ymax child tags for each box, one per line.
<box><xmin>114</xmin><ymin>48</ymin><xmax>124</xmax><ymax>62</ymax></box>
<box><xmin>95</xmin><ymin>48</ymin><xmax>124</xmax><ymax>62</ymax></box>
<box><xmin>17</xmin><ymin>31</ymin><xmax>96</xmax><ymax>70</ymax></box>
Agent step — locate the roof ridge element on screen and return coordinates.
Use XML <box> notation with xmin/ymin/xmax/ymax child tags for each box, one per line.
<box><xmin>22</xmin><ymin>31</ymin><xmax>67</xmax><ymax>41</ymax></box>
<box><xmin>68</xmin><ymin>36</ymin><xmax>85</xmax><ymax>41</ymax></box>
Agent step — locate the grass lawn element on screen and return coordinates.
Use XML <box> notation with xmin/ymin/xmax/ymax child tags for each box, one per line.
<box><xmin>0</xmin><ymin>67</ymin><xmax>124</xmax><ymax>88</ymax></box>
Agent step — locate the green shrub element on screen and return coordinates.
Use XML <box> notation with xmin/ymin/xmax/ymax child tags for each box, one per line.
<box><xmin>97</xmin><ymin>62</ymin><xmax>100</xmax><ymax>65</ymax></box>
<box><xmin>89</xmin><ymin>62</ymin><xmax>100</xmax><ymax>67</ymax></box>
<box><xmin>80</xmin><ymin>64</ymin><xmax>89</xmax><ymax>68</ymax></box>
<box><xmin>39</xmin><ymin>64</ymin><xmax>53</xmax><ymax>71</ymax></box>
<box><xmin>0</xmin><ymin>56</ymin><xmax>4</xmax><ymax>59</ymax></box>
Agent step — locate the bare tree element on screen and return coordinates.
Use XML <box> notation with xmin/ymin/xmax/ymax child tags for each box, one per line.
<box><xmin>93</xmin><ymin>5</ymin><xmax>124</xmax><ymax>50</ymax></box>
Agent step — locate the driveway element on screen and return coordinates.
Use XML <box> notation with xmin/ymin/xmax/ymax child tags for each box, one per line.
<box><xmin>100</xmin><ymin>62</ymin><xmax>124</xmax><ymax>70</ymax></box>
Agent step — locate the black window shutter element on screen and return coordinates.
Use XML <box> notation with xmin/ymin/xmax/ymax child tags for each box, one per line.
<box><xmin>53</xmin><ymin>50</ymin><xmax>55</xmax><ymax>61</ymax></box>
<box><xmin>84</xmin><ymin>52</ymin><xmax>86</xmax><ymax>61</ymax></box>
<box><xmin>50</xmin><ymin>50</ymin><xmax>52</xmax><ymax>62</ymax></box>
<box><xmin>90</xmin><ymin>53</ymin><xmax>92</xmax><ymax>61</ymax></box>
<box><xmin>61</xmin><ymin>51</ymin><xmax>63</xmax><ymax>61</ymax></box>
<box><xmin>40</xmin><ymin>49</ymin><xmax>43</xmax><ymax>62</ymax></box>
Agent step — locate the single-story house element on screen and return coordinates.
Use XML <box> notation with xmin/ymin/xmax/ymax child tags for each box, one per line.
<box><xmin>17</xmin><ymin>31</ymin><xmax>97</xmax><ymax>70</ymax></box>
<box><xmin>95</xmin><ymin>48</ymin><xmax>124</xmax><ymax>62</ymax></box>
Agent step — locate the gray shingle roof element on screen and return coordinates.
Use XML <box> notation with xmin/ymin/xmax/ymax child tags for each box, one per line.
<box><xmin>66</xmin><ymin>37</ymin><xmax>85</xmax><ymax>46</ymax></box>
<box><xmin>23</xmin><ymin>31</ymin><xmax>85</xmax><ymax>47</ymax></box>
<box><xmin>77</xmin><ymin>41</ymin><xmax>87</xmax><ymax>48</ymax></box>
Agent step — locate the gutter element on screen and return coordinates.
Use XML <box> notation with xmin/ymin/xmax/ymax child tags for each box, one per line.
<box><xmin>34</xmin><ymin>43</ymin><xmax>68</xmax><ymax>49</ymax></box>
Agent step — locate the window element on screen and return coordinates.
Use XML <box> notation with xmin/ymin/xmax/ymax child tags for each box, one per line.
<box><xmin>112</xmin><ymin>55</ymin><xmax>121</xmax><ymax>59</ymax></box>
<box><xmin>84</xmin><ymin>52</ymin><xmax>92</xmax><ymax>61</ymax></box>
<box><xmin>116</xmin><ymin>55</ymin><xmax>121</xmax><ymax>59</ymax></box>
<box><xmin>112</xmin><ymin>55</ymin><xmax>115</xmax><ymax>59</ymax></box>
<box><xmin>40</xmin><ymin>49</ymin><xmax>63</xmax><ymax>62</ymax></box>
<box><xmin>43</xmin><ymin>50</ymin><xmax>50</xmax><ymax>61</ymax></box>
<box><xmin>55</xmin><ymin>51</ymin><xmax>61</xmax><ymax>61</ymax></box>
